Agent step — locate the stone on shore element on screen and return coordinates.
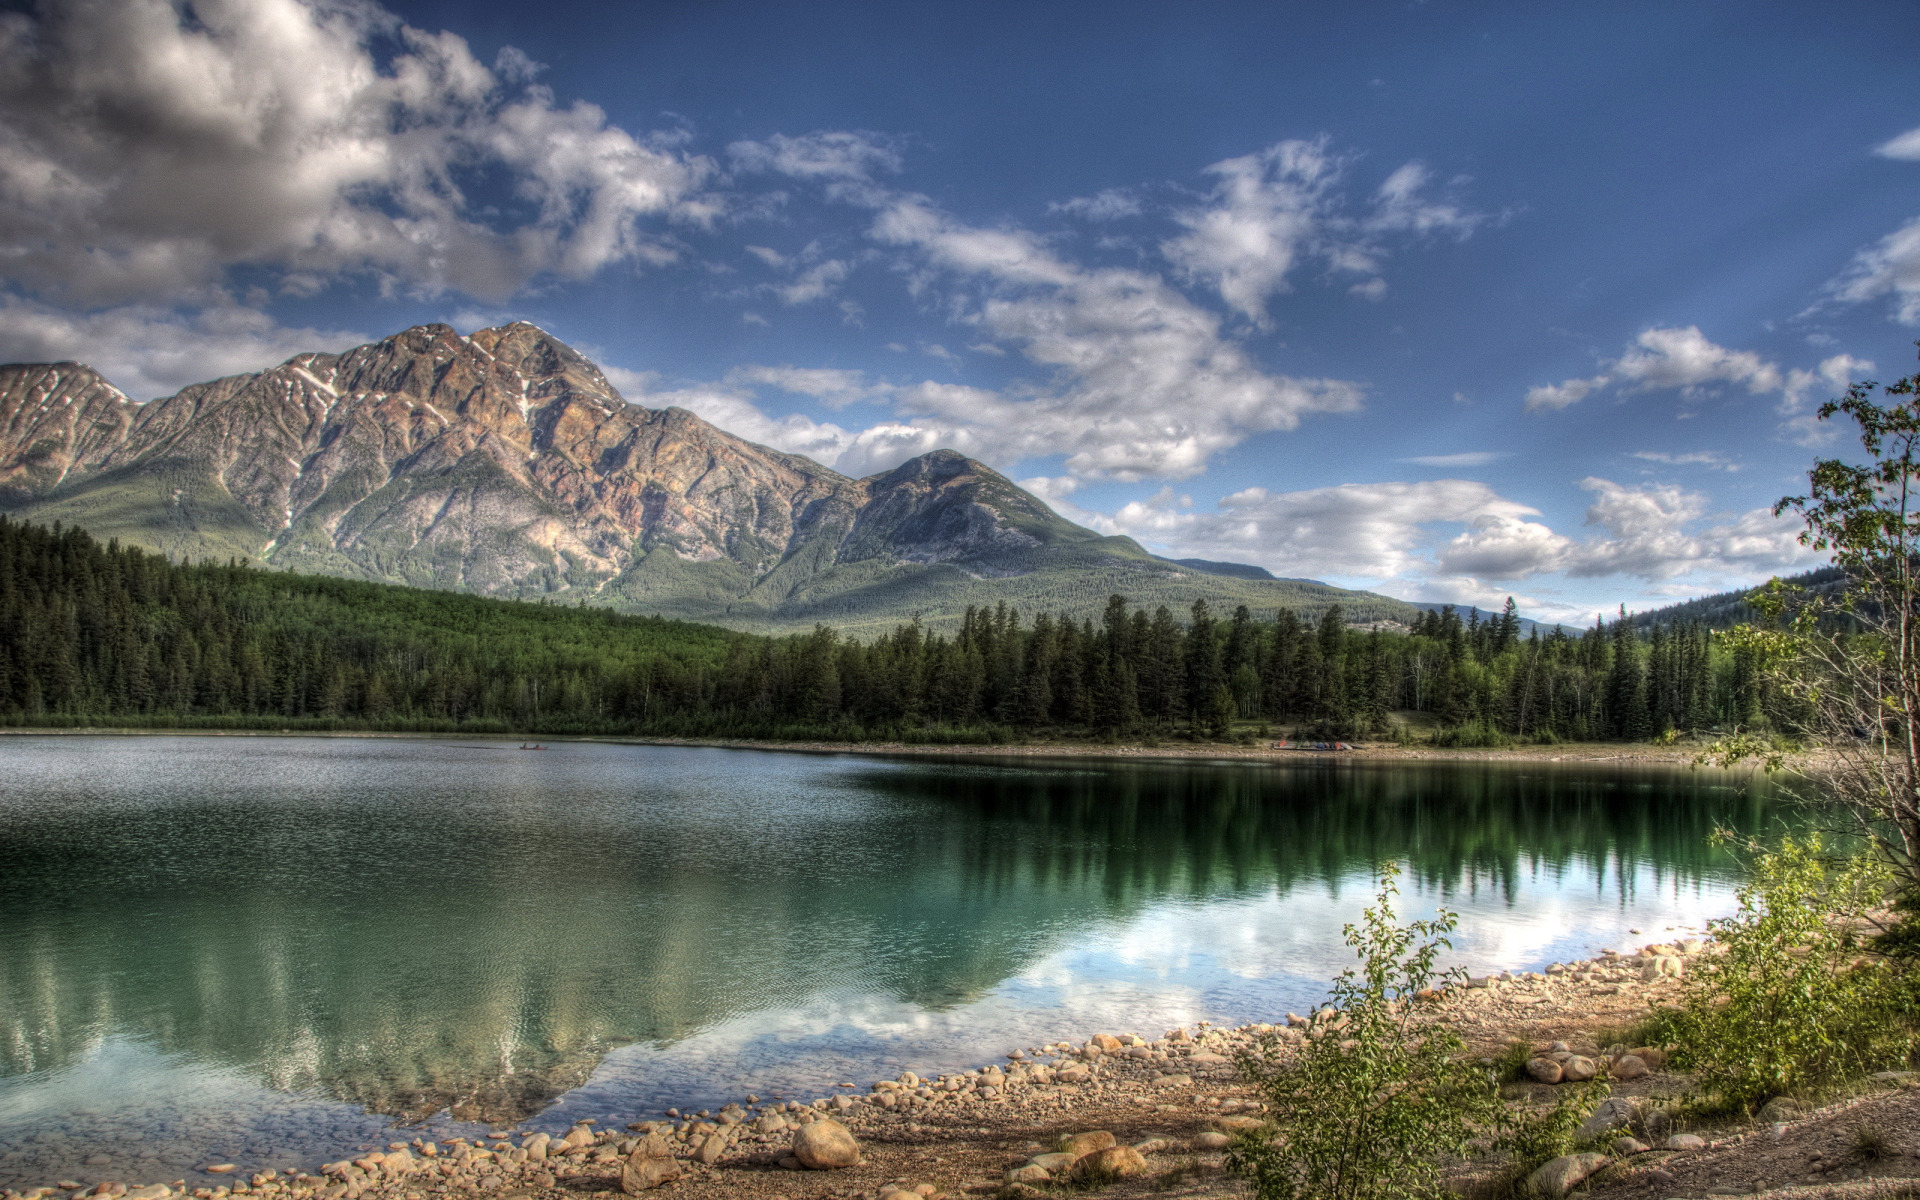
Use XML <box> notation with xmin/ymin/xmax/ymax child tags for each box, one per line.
<box><xmin>1058</xmin><ymin>1131</ymin><xmax>1116</xmax><ymax>1159</ymax></box>
<box><xmin>1665</xmin><ymin>1134</ymin><xmax>1707</xmax><ymax>1150</ymax></box>
<box><xmin>1005</xmin><ymin>1165</ymin><xmax>1051</xmax><ymax>1184</ymax></box>
<box><xmin>1560</xmin><ymin>1055</ymin><xmax>1598</xmax><ymax>1082</ymax></box>
<box><xmin>620</xmin><ymin>1151</ymin><xmax>682</xmax><ymax>1195</ymax></box>
<box><xmin>1576</xmin><ymin>1097</ymin><xmax>1638</xmax><ymax>1143</ymax></box>
<box><xmin>1642</xmin><ymin>955</ymin><xmax>1684</xmax><ymax>982</ymax></box>
<box><xmin>1758</xmin><ymin>1096</ymin><xmax>1803</xmax><ymax>1124</ymax></box>
<box><xmin>1525</xmin><ymin>1058</ymin><xmax>1564</xmax><ymax>1084</ymax></box>
<box><xmin>1612</xmin><ymin>1136</ymin><xmax>1650</xmax><ymax>1155</ymax></box>
<box><xmin>1073</xmin><ymin>1146</ymin><xmax>1148</xmax><ymax>1181</ymax></box>
<box><xmin>793</xmin><ymin>1118</ymin><xmax>862</xmax><ymax>1169</ymax></box>
<box><xmin>1527</xmin><ymin>1152</ymin><xmax>1609</xmax><ymax>1198</ymax></box>
<box><xmin>1610</xmin><ymin>1053</ymin><xmax>1650</xmax><ymax>1080</ymax></box>
<box><xmin>1192</xmin><ymin>1132</ymin><xmax>1231</xmax><ymax>1150</ymax></box>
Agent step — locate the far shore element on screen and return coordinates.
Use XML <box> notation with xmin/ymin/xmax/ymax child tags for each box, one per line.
<box><xmin>0</xmin><ymin>725</ymin><xmax>1756</xmax><ymax>769</ymax></box>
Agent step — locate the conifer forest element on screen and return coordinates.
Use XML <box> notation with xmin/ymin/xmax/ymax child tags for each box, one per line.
<box><xmin>0</xmin><ymin>517</ymin><xmax>1787</xmax><ymax>744</ymax></box>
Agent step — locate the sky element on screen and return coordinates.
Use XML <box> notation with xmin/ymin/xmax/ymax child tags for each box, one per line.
<box><xmin>2</xmin><ymin>0</ymin><xmax>1919</xmax><ymax>624</ymax></box>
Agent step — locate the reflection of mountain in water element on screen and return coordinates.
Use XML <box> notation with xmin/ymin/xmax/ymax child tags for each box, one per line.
<box><xmin>0</xmin><ymin>741</ymin><xmax>1775</xmax><ymax>1124</ymax></box>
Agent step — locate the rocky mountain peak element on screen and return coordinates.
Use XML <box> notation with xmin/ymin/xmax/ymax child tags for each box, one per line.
<box><xmin>0</xmin><ymin>323</ymin><xmax>1415</xmax><ymax>633</ymax></box>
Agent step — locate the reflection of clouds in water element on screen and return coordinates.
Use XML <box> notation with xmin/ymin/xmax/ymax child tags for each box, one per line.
<box><xmin>1092</xmin><ymin>858</ymin><xmax>1735</xmax><ymax>984</ymax></box>
<box><xmin>556</xmin><ymin>856</ymin><xmax>1741</xmax><ymax>1120</ymax></box>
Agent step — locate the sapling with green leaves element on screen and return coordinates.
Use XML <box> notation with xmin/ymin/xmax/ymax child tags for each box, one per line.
<box><xmin>1227</xmin><ymin>863</ymin><xmax>1500</xmax><ymax>1200</ymax></box>
<box><xmin>1664</xmin><ymin>834</ymin><xmax>1915</xmax><ymax>1110</ymax></box>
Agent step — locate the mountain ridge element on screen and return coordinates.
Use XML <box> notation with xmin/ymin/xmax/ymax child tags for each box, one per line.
<box><xmin>0</xmin><ymin>322</ymin><xmax>1423</xmax><ymax>634</ymax></box>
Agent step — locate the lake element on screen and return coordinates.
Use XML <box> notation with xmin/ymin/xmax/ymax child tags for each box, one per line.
<box><xmin>0</xmin><ymin>736</ymin><xmax>1776</xmax><ymax>1188</ymax></box>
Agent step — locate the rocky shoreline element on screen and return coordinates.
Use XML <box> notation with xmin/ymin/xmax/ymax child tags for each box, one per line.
<box><xmin>13</xmin><ymin>932</ymin><xmax>1868</xmax><ymax>1200</ymax></box>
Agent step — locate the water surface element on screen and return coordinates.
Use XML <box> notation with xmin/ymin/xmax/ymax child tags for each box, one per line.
<box><xmin>0</xmin><ymin>736</ymin><xmax>1775</xmax><ymax>1187</ymax></box>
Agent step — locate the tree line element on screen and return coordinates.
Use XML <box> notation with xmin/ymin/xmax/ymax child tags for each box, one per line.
<box><xmin>0</xmin><ymin>516</ymin><xmax>1792</xmax><ymax>743</ymax></box>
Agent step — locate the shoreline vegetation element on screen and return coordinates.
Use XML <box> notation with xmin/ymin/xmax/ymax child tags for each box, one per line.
<box><xmin>0</xmin><ymin>724</ymin><xmax>1732</xmax><ymax>767</ymax></box>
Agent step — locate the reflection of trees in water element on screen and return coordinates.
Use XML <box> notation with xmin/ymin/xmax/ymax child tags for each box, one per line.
<box><xmin>853</xmin><ymin>759</ymin><xmax>1781</xmax><ymax>911</ymax></box>
<box><xmin>0</xmin><ymin>758</ymin><xmax>1777</xmax><ymax>1124</ymax></box>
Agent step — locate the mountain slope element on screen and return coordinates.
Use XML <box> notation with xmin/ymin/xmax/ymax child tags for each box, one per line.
<box><xmin>0</xmin><ymin>323</ymin><xmax>1420</xmax><ymax>633</ymax></box>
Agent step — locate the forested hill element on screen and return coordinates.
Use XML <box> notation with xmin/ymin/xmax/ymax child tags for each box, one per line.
<box><xmin>0</xmin><ymin>517</ymin><xmax>1789</xmax><ymax>743</ymax></box>
<box><xmin>1626</xmin><ymin>566</ymin><xmax>1848</xmax><ymax>631</ymax></box>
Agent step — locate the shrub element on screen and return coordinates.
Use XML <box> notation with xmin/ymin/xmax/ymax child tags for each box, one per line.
<box><xmin>1664</xmin><ymin>834</ymin><xmax>1917</xmax><ymax>1110</ymax></box>
<box><xmin>1228</xmin><ymin>863</ymin><xmax>1500</xmax><ymax>1200</ymax></box>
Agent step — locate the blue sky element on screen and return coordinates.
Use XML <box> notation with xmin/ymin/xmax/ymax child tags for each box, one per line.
<box><xmin>3</xmin><ymin>0</ymin><xmax>1919</xmax><ymax>622</ymax></box>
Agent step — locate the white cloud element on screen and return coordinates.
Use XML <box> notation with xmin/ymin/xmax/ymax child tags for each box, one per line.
<box><xmin>723</xmin><ymin>365</ymin><xmax>889</xmax><ymax>409</ymax></box>
<box><xmin>727</xmin><ymin>131</ymin><xmax>902</xmax><ymax>206</ymax></box>
<box><xmin>1778</xmin><ymin>353</ymin><xmax>1874</xmax><ymax>444</ymax></box>
<box><xmin>1877</xmin><ymin>126</ymin><xmax>1920</xmax><ymax>160</ymax></box>
<box><xmin>774</xmin><ymin>259</ymin><xmax>852</xmax><ymax>305</ymax></box>
<box><xmin>1160</xmin><ymin>139</ymin><xmax>1345</xmax><ymax>325</ymax></box>
<box><xmin>1051</xmin><ymin>189</ymin><xmax>1143</xmax><ymax>221</ymax></box>
<box><xmin>1107</xmin><ymin>479</ymin><xmax>1537</xmax><ymax>580</ymax></box>
<box><xmin>1079</xmin><ymin>475</ymin><xmax>1816</xmax><ymax>594</ymax></box>
<box><xmin>864</xmin><ymin>194</ymin><xmax>1364</xmax><ymax>479</ymax></box>
<box><xmin>0</xmin><ymin>0</ymin><xmax>713</xmax><ymax>305</ymax></box>
<box><xmin>1829</xmin><ymin>216</ymin><xmax>1920</xmax><ymax>326</ymax></box>
<box><xmin>1524</xmin><ymin>376</ymin><xmax>1609</xmax><ymax>411</ymax></box>
<box><xmin>1161</xmin><ymin>143</ymin><xmax>1485</xmax><ymax>325</ymax></box>
<box><xmin>0</xmin><ymin>295</ymin><xmax>365</xmax><ymax>400</ymax></box>
<box><xmin>1526</xmin><ymin>326</ymin><xmax>1801</xmax><ymax>412</ymax></box>
<box><xmin>1628</xmin><ymin>450</ymin><xmax>1740</xmax><ymax>471</ymax></box>
<box><xmin>1609</xmin><ymin>326</ymin><xmax>1781</xmax><ymax>393</ymax></box>
<box><xmin>1367</xmin><ymin>163</ymin><xmax>1485</xmax><ymax>239</ymax></box>
<box><xmin>1562</xmin><ymin>478</ymin><xmax>1811</xmax><ymax>580</ymax></box>
<box><xmin>1400</xmin><ymin>451</ymin><xmax>1508</xmax><ymax>467</ymax></box>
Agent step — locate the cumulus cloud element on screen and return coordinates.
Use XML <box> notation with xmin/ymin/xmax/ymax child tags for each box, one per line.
<box><xmin>867</xmin><ymin>194</ymin><xmax>1364</xmax><ymax>478</ymax></box>
<box><xmin>0</xmin><ymin>294</ymin><xmax>366</xmax><ymax>400</ymax></box>
<box><xmin>1104</xmin><ymin>479</ymin><xmax>1538</xmax><ymax>580</ymax></box>
<box><xmin>0</xmin><ymin>0</ymin><xmax>713</xmax><ymax>307</ymax></box>
<box><xmin>1162</xmin><ymin>141</ymin><xmax>1485</xmax><ymax>324</ymax></box>
<box><xmin>1524</xmin><ymin>327</ymin><xmax>1866</xmax><ymax>423</ymax></box>
<box><xmin>1079</xmin><ymin>475</ymin><xmax>1815</xmax><ymax>597</ymax></box>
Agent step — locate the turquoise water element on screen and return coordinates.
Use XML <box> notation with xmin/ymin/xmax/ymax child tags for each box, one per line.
<box><xmin>0</xmin><ymin>736</ymin><xmax>1774</xmax><ymax>1187</ymax></box>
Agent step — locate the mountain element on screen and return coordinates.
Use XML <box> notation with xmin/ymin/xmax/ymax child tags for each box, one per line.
<box><xmin>0</xmin><ymin>322</ymin><xmax>1421</xmax><ymax>635</ymax></box>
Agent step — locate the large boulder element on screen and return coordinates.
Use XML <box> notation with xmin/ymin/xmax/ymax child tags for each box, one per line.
<box><xmin>1527</xmin><ymin>1152</ymin><xmax>1609</xmax><ymax>1198</ymax></box>
<box><xmin>1525</xmin><ymin>1058</ymin><xmax>1564</xmax><ymax>1084</ymax></box>
<box><xmin>793</xmin><ymin>1119</ymin><xmax>862</xmax><ymax>1169</ymax></box>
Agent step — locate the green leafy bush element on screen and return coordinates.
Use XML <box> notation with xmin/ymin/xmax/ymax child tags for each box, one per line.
<box><xmin>1665</xmin><ymin>834</ymin><xmax>1917</xmax><ymax>1110</ymax></box>
<box><xmin>1228</xmin><ymin>863</ymin><xmax>1499</xmax><ymax>1200</ymax></box>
